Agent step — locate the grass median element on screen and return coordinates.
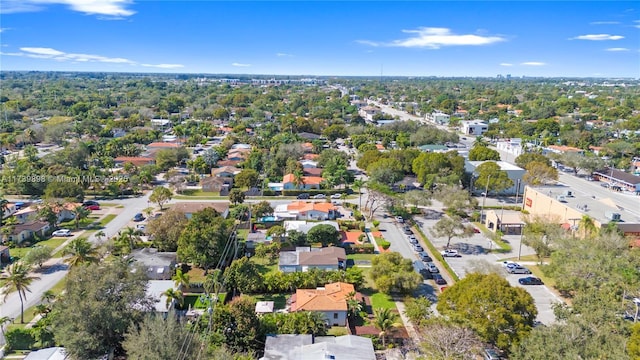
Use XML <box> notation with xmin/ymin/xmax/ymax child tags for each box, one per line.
<box><xmin>412</xmin><ymin>225</ymin><xmax>460</xmax><ymax>282</ymax></box>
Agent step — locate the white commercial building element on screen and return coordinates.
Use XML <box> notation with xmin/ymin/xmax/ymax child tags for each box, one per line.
<box><xmin>495</xmin><ymin>138</ymin><xmax>524</xmax><ymax>158</ymax></box>
<box><xmin>461</xmin><ymin>120</ymin><xmax>489</xmax><ymax>136</ymax></box>
<box><xmin>426</xmin><ymin>111</ymin><xmax>450</xmax><ymax>125</ymax></box>
<box><xmin>465</xmin><ymin>160</ymin><xmax>525</xmax><ymax>195</ymax></box>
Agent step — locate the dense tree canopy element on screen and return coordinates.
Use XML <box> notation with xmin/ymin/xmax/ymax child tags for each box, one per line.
<box><xmin>177</xmin><ymin>208</ymin><xmax>233</xmax><ymax>269</ymax></box>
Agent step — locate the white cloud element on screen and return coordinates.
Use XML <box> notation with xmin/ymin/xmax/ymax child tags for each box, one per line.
<box><xmin>499</xmin><ymin>63</ymin><xmax>513</xmax><ymax>67</ymax></box>
<box><xmin>0</xmin><ymin>28</ymin><xmax>10</xmax><ymax>33</ymax></box>
<box><xmin>0</xmin><ymin>0</ymin><xmax>135</xmax><ymax>17</ymax></box>
<box><xmin>232</xmin><ymin>62</ymin><xmax>251</xmax><ymax>67</ymax></box>
<box><xmin>3</xmin><ymin>46</ymin><xmax>183</xmax><ymax>69</ymax></box>
<box><xmin>570</xmin><ymin>34</ymin><xmax>624</xmax><ymax>41</ymax></box>
<box><xmin>605</xmin><ymin>47</ymin><xmax>629</xmax><ymax>52</ymax></box>
<box><xmin>358</xmin><ymin>27</ymin><xmax>506</xmax><ymax>49</ymax></box>
<box><xmin>634</xmin><ymin>20</ymin><xmax>640</xmax><ymax>29</ymax></box>
<box><xmin>276</xmin><ymin>53</ymin><xmax>293</xmax><ymax>57</ymax></box>
<box><xmin>589</xmin><ymin>21</ymin><xmax>621</xmax><ymax>25</ymax></box>
<box><xmin>521</xmin><ymin>62</ymin><xmax>546</xmax><ymax>66</ymax></box>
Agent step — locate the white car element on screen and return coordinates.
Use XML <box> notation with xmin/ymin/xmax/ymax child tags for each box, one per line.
<box><xmin>330</xmin><ymin>193</ymin><xmax>342</xmax><ymax>199</ymax></box>
<box><xmin>313</xmin><ymin>194</ymin><xmax>326</xmax><ymax>199</ymax></box>
<box><xmin>441</xmin><ymin>249</ymin><xmax>461</xmax><ymax>257</ymax></box>
<box><xmin>52</xmin><ymin>229</ymin><xmax>72</xmax><ymax>237</ymax></box>
<box><xmin>502</xmin><ymin>261</ymin><xmax>520</xmax><ymax>269</ymax></box>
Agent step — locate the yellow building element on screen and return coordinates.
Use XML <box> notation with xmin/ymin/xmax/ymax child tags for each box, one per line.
<box><xmin>522</xmin><ymin>186</ymin><xmax>640</xmax><ymax>240</ymax></box>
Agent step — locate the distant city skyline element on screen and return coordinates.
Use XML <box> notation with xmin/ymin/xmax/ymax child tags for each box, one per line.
<box><xmin>1</xmin><ymin>1</ymin><xmax>638</xmax><ymax>78</ymax></box>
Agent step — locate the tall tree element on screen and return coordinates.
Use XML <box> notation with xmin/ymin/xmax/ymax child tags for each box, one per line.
<box><xmin>52</xmin><ymin>261</ymin><xmax>152</xmax><ymax>359</ymax></box>
<box><xmin>22</xmin><ymin>246</ymin><xmax>52</xmax><ymax>268</ymax></box>
<box><xmin>73</xmin><ymin>204</ymin><xmax>91</xmax><ymax>230</ymax></box>
<box><xmin>177</xmin><ymin>208</ymin><xmax>233</xmax><ymax>269</ymax></box>
<box><xmin>1</xmin><ymin>262</ymin><xmax>41</xmax><ymax>323</ymax></box>
<box><xmin>147</xmin><ymin>209</ymin><xmax>188</xmax><ymax>252</ymax></box>
<box><xmin>149</xmin><ymin>186</ymin><xmax>172</xmax><ymax>210</ymax></box>
<box><xmin>229</xmin><ymin>188</ymin><xmax>245</xmax><ymax>205</ymax></box>
<box><xmin>370</xmin><ymin>252</ymin><xmax>422</xmax><ymax>295</ymax></box>
<box><xmin>430</xmin><ymin>215</ymin><xmax>474</xmax><ymax>249</ymax></box>
<box><xmin>523</xmin><ymin>161</ymin><xmax>558</xmax><ymax>186</ymax></box>
<box><xmin>123</xmin><ymin>313</ymin><xmax>201</xmax><ymax>360</ymax></box>
<box><xmin>474</xmin><ymin>161</ymin><xmax>514</xmax><ymax>195</ymax></box>
<box><xmin>437</xmin><ymin>273</ymin><xmax>537</xmax><ymax>351</ymax></box>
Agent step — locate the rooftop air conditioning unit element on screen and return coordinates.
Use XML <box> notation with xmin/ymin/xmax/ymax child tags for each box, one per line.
<box><xmin>605</xmin><ymin>211</ymin><xmax>621</xmax><ymax>221</ymax></box>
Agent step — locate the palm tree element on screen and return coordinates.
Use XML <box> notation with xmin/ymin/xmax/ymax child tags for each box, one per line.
<box><xmin>293</xmin><ymin>169</ymin><xmax>305</xmax><ymax>190</ymax></box>
<box><xmin>346</xmin><ymin>291</ymin><xmax>363</xmax><ymax>321</ymax></box>
<box><xmin>352</xmin><ymin>179</ymin><xmax>365</xmax><ymax>210</ymax></box>
<box><xmin>373</xmin><ymin>307</ymin><xmax>401</xmax><ymax>348</ymax></box>
<box><xmin>41</xmin><ymin>289</ymin><xmax>56</xmax><ymax>304</ymax></box>
<box><xmin>0</xmin><ymin>316</ymin><xmax>13</xmax><ymax>338</ymax></box>
<box><xmin>120</xmin><ymin>226</ymin><xmax>139</xmax><ymax>252</ymax></box>
<box><xmin>1</xmin><ymin>262</ymin><xmax>41</xmax><ymax>323</ymax></box>
<box><xmin>23</xmin><ymin>128</ymin><xmax>36</xmax><ymax>145</ymax></box>
<box><xmin>63</xmin><ymin>237</ymin><xmax>99</xmax><ymax>267</ymax></box>
<box><xmin>0</xmin><ymin>198</ymin><xmax>9</xmax><ymax>226</ymax></box>
<box><xmin>73</xmin><ymin>205</ymin><xmax>91</xmax><ymax>230</ymax></box>
<box><xmin>578</xmin><ymin>215</ymin><xmax>597</xmax><ymax>239</ymax></box>
<box><xmin>162</xmin><ymin>288</ymin><xmax>184</xmax><ymax>310</ymax></box>
<box><xmin>172</xmin><ymin>268</ymin><xmax>190</xmax><ymax>290</ymax></box>
<box><xmin>94</xmin><ymin>230</ymin><xmax>106</xmax><ymax>243</ymax></box>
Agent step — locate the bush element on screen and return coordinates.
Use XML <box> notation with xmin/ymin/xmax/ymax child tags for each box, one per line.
<box><xmin>348</xmin><ymin>243</ymin><xmax>375</xmax><ymax>254</ymax></box>
<box><xmin>5</xmin><ymin>328</ymin><xmax>36</xmax><ymax>351</ymax></box>
<box><xmin>372</xmin><ymin>220</ymin><xmax>380</xmax><ymax>227</ymax></box>
<box><xmin>378</xmin><ymin>240</ymin><xmax>391</xmax><ymax>250</ymax></box>
<box><xmin>358</xmin><ymin>222</ymin><xmax>366</xmax><ymax>231</ymax></box>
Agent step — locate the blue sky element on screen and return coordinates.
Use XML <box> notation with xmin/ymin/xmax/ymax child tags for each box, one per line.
<box><xmin>1</xmin><ymin>1</ymin><xmax>638</xmax><ymax>78</ymax></box>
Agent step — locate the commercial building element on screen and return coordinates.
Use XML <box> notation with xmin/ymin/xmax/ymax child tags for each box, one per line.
<box><xmin>592</xmin><ymin>168</ymin><xmax>640</xmax><ymax>193</ymax></box>
<box><xmin>465</xmin><ymin>161</ymin><xmax>526</xmax><ymax>195</ymax></box>
<box><xmin>460</xmin><ymin>120</ymin><xmax>488</xmax><ymax>136</ymax></box>
<box><xmin>522</xmin><ymin>185</ymin><xmax>640</xmax><ymax>240</ymax></box>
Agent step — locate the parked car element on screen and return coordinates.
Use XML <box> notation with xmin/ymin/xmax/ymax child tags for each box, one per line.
<box><xmin>84</xmin><ymin>204</ymin><xmax>100</xmax><ymax>211</ymax></box>
<box><xmin>135</xmin><ymin>224</ymin><xmax>146</xmax><ymax>233</ymax></box>
<box><xmin>404</xmin><ymin>228</ymin><xmax>413</xmax><ymax>235</ymax></box>
<box><xmin>473</xmin><ymin>227</ymin><xmax>481</xmax><ymax>233</ymax></box>
<box><xmin>420</xmin><ymin>268</ymin><xmax>433</xmax><ymax>280</ymax></box>
<box><xmin>433</xmin><ymin>273</ymin><xmax>447</xmax><ymax>285</ymax></box>
<box><xmin>297</xmin><ymin>193</ymin><xmax>310</xmax><ymax>199</ymax></box>
<box><xmin>313</xmin><ymin>194</ymin><xmax>326</xmax><ymax>199</ymax></box>
<box><xmin>330</xmin><ymin>193</ymin><xmax>342</xmax><ymax>199</ymax></box>
<box><xmin>409</xmin><ymin>237</ymin><xmax>418</xmax><ymax>245</ymax></box>
<box><xmin>483</xmin><ymin>348</ymin><xmax>501</xmax><ymax>360</ymax></box>
<box><xmin>82</xmin><ymin>200</ymin><xmax>99</xmax><ymax>207</ymax></box>
<box><xmin>425</xmin><ymin>262</ymin><xmax>439</xmax><ymax>273</ymax></box>
<box><xmin>395</xmin><ymin>216</ymin><xmax>404</xmax><ymax>223</ymax></box>
<box><xmin>419</xmin><ymin>252</ymin><xmax>432</xmax><ymax>262</ymax></box>
<box><xmin>52</xmin><ymin>229</ymin><xmax>72</xmax><ymax>237</ymax></box>
<box><xmin>507</xmin><ymin>266</ymin><xmax>532</xmax><ymax>274</ymax></box>
<box><xmin>518</xmin><ymin>276</ymin><xmax>544</xmax><ymax>285</ymax></box>
<box><xmin>133</xmin><ymin>213</ymin><xmax>145</xmax><ymax>222</ymax></box>
<box><xmin>413</xmin><ymin>244</ymin><xmax>424</xmax><ymax>252</ymax></box>
<box><xmin>441</xmin><ymin>249</ymin><xmax>461</xmax><ymax>257</ymax></box>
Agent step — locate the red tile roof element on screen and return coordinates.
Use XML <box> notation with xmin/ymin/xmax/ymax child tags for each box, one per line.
<box><xmin>290</xmin><ymin>282</ymin><xmax>355</xmax><ymax>312</ymax></box>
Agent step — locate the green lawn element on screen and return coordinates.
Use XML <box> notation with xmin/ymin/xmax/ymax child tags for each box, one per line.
<box><xmin>368</xmin><ymin>291</ymin><xmax>397</xmax><ymax>311</ymax></box>
<box><xmin>10</xmin><ymin>236</ymin><xmax>70</xmax><ymax>261</ymax></box>
<box><xmin>183</xmin><ymin>293</ymin><xmax>227</xmax><ymax>309</ymax></box>
<box><xmin>528</xmin><ymin>264</ymin><xmax>557</xmax><ymax>289</ymax></box>
<box><xmin>252</xmin><ymin>293</ymin><xmax>288</xmax><ymax>310</ymax></box>
<box><xmin>346</xmin><ymin>253</ymin><xmax>376</xmax><ymax>261</ymax></box>
<box><xmin>250</xmin><ymin>255</ymin><xmax>278</xmax><ymax>275</ymax></box>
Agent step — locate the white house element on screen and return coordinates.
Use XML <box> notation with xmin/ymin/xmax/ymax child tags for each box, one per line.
<box><xmin>495</xmin><ymin>138</ymin><xmax>524</xmax><ymax>158</ymax></box>
<box><xmin>465</xmin><ymin>160</ymin><xmax>526</xmax><ymax>195</ymax></box>
<box><xmin>359</xmin><ymin>106</ymin><xmax>381</xmax><ymax>121</ymax></box>
<box><xmin>299</xmin><ymin>160</ymin><xmax>318</xmax><ymax>169</ymax></box>
<box><xmin>427</xmin><ymin>111</ymin><xmax>450</xmax><ymax>125</ymax></box>
<box><xmin>461</xmin><ymin>120</ymin><xmax>489</xmax><ymax>136</ymax></box>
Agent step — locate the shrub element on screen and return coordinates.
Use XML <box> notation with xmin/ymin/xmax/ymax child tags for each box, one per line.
<box><xmin>5</xmin><ymin>328</ymin><xmax>36</xmax><ymax>351</ymax></box>
<box><xmin>378</xmin><ymin>240</ymin><xmax>391</xmax><ymax>250</ymax></box>
<box><xmin>372</xmin><ymin>220</ymin><xmax>380</xmax><ymax>227</ymax></box>
<box><xmin>358</xmin><ymin>222</ymin><xmax>366</xmax><ymax>231</ymax></box>
<box><xmin>349</xmin><ymin>243</ymin><xmax>375</xmax><ymax>254</ymax></box>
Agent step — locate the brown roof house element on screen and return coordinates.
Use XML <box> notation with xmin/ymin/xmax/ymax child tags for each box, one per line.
<box><xmin>170</xmin><ymin>202</ymin><xmax>230</xmax><ymax>219</ymax></box>
<box><xmin>7</xmin><ymin>221</ymin><xmax>51</xmax><ymax>244</ymax></box>
<box><xmin>289</xmin><ymin>282</ymin><xmax>363</xmax><ymax>327</ymax></box>
<box><xmin>279</xmin><ymin>246</ymin><xmax>346</xmax><ymax>273</ymax></box>
<box><xmin>201</xmin><ymin>176</ymin><xmax>233</xmax><ymax>193</ymax></box>
<box><xmin>211</xmin><ymin>166</ymin><xmax>242</xmax><ymax>178</ymax></box>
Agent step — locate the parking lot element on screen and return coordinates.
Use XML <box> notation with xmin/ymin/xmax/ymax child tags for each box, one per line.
<box><xmin>411</xmin><ymin>213</ymin><xmax>563</xmax><ymax>325</ymax></box>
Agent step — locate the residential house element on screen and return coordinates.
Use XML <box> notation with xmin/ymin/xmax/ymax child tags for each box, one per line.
<box><xmin>13</xmin><ymin>206</ymin><xmax>39</xmax><ymax>224</ymax></box>
<box><xmin>150</xmin><ymin>119</ymin><xmax>172</xmax><ymax>131</ymax></box>
<box><xmin>211</xmin><ymin>166</ymin><xmax>242</xmax><ymax>178</ymax></box>
<box><xmin>261</xmin><ymin>334</ymin><xmax>375</xmax><ymax>360</ymax></box>
<box><xmin>23</xmin><ymin>347</ymin><xmax>68</xmax><ymax>360</ymax></box>
<box><xmin>301</xmin><ymin>142</ymin><xmax>314</xmax><ymax>153</ymax></box>
<box><xmin>114</xmin><ymin>156</ymin><xmax>156</xmax><ymax>167</ymax></box>
<box><xmin>274</xmin><ymin>201</ymin><xmax>338</xmax><ymax>221</ymax></box>
<box><xmin>543</xmin><ymin>145</ymin><xmax>585</xmax><ymax>156</ymax></box>
<box><xmin>146</xmin><ymin>280</ymin><xmax>177</xmax><ymax>312</ymax></box>
<box><xmin>230</xmin><ymin>143</ymin><xmax>252</xmax><ymax>150</ymax></box>
<box><xmin>227</xmin><ymin>149</ymin><xmax>250</xmax><ymax>161</ymax></box>
<box><xmin>299</xmin><ymin>160</ymin><xmax>318</xmax><ymax>169</ymax></box>
<box><xmin>170</xmin><ymin>202</ymin><xmax>230</xmax><ymax>219</ymax></box>
<box><xmin>0</xmin><ymin>246</ymin><xmax>11</xmax><ymax>264</ymax></box>
<box><xmin>51</xmin><ymin>203</ymin><xmax>82</xmax><ymax>223</ymax></box>
<box><xmin>201</xmin><ymin>176</ymin><xmax>233</xmax><ymax>193</ymax></box>
<box><xmin>302</xmin><ymin>153</ymin><xmax>319</xmax><ymax>161</ymax></box>
<box><xmin>279</xmin><ymin>246</ymin><xmax>346</xmax><ymax>273</ymax></box>
<box><xmin>426</xmin><ymin>111</ymin><xmax>450</xmax><ymax>125</ymax></box>
<box><xmin>283</xmin><ymin>221</ymin><xmax>340</xmax><ymax>235</ymax></box>
<box><xmin>417</xmin><ymin>144</ymin><xmax>449</xmax><ymax>153</ymax></box>
<box><xmin>282</xmin><ymin>174</ymin><xmax>323</xmax><ymax>190</ymax></box>
<box><xmin>461</xmin><ymin>120</ymin><xmax>489</xmax><ymax>136</ymax></box>
<box><xmin>111</xmin><ymin>128</ymin><xmax>127</xmax><ymax>138</ymax></box>
<box><xmin>289</xmin><ymin>282</ymin><xmax>363</xmax><ymax>327</ymax></box>
<box><xmin>392</xmin><ymin>176</ymin><xmax>421</xmax><ymax>193</ymax></box>
<box><xmin>359</xmin><ymin>106</ymin><xmax>381</xmax><ymax>121</ymax></box>
<box><xmin>7</xmin><ymin>221</ymin><xmax>50</xmax><ymax>244</ymax></box>
<box><xmin>298</xmin><ymin>132</ymin><xmax>321</xmax><ymax>141</ymax></box>
<box><xmin>147</xmin><ymin>142</ymin><xmax>181</xmax><ymax>150</ymax></box>
<box><xmin>2</xmin><ymin>202</ymin><xmax>18</xmax><ymax>219</ymax></box>
<box><xmin>216</xmin><ymin>159</ymin><xmax>242</xmax><ymax>167</ymax></box>
<box><xmin>130</xmin><ymin>248</ymin><xmax>177</xmax><ymax>280</ymax></box>
<box><xmin>303</xmin><ymin>168</ymin><xmax>323</xmax><ymax>177</ymax></box>
<box><xmin>495</xmin><ymin>138</ymin><xmax>524</xmax><ymax>158</ymax></box>
<box><xmin>632</xmin><ymin>158</ymin><xmax>640</xmax><ymax>176</ymax></box>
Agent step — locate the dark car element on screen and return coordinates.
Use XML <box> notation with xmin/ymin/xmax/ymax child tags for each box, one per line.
<box><xmin>518</xmin><ymin>277</ymin><xmax>544</xmax><ymax>285</ymax></box>
<box><xmin>419</xmin><ymin>252</ymin><xmax>432</xmax><ymax>262</ymax></box>
<box><xmin>404</xmin><ymin>228</ymin><xmax>413</xmax><ymax>235</ymax></box>
<box><xmin>83</xmin><ymin>200</ymin><xmax>99</xmax><ymax>207</ymax></box>
<box><xmin>297</xmin><ymin>193</ymin><xmax>310</xmax><ymax>199</ymax></box>
<box><xmin>433</xmin><ymin>273</ymin><xmax>447</xmax><ymax>285</ymax></box>
<box><xmin>133</xmin><ymin>213</ymin><xmax>145</xmax><ymax>222</ymax></box>
<box><xmin>419</xmin><ymin>268</ymin><xmax>433</xmax><ymax>280</ymax></box>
